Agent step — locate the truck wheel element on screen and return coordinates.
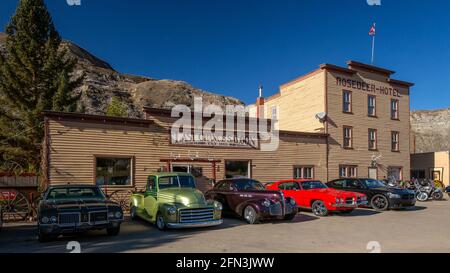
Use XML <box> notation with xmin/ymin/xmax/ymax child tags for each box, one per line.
<box><xmin>130</xmin><ymin>205</ymin><xmax>137</xmax><ymax>220</ymax></box>
<box><xmin>156</xmin><ymin>212</ymin><xmax>167</xmax><ymax>230</ymax></box>
<box><xmin>311</xmin><ymin>200</ymin><xmax>328</xmax><ymax>216</ymax></box>
<box><xmin>243</xmin><ymin>205</ymin><xmax>259</xmax><ymax>224</ymax></box>
<box><xmin>106</xmin><ymin>225</ymin><xmax>121</xmax><ymax>236</ymax></box>
<box><xmin>371</xmin><ymin>195</ymin><xmax>389</xmax><ymax>211</ymax></box>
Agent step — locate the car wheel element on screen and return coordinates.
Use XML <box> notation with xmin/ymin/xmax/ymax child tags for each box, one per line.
<box><xmin>371</xmin><ymin>195</ymin><xmax>389</xmax><ymax>211</ymax></box>
<box><xmin>106</xmin><ymin>225</ymin><xmax>121</xmax><ymax>236</ymax></box>
<box><xmin>243</xmin><ymin>205</ymin><xmax>259</xmax><ymax>224</ymax></box>
<box><xmin>432</xmin><ymin>191</ymin><xmax>444</xmax><ymax>200</ymax></box>
<box><xmin>283</xmin><ymin>212</ymin><xmax>297</xmax><ymax>221</ymax></box>
<box><xmin>312</xmin><ymin>200</ymin><xmax>328</xmax><ymax>216</ymax></box>
<box><xmin>156</xmin><ymin>212</ymin><xmax>166</xmax><ymax>230</ymax></box>
<box><xmin>416</xmin><ymin>192</ymin><xmax>429</xmax><ymax>202</ymax></box>
<box><xmin>130</xmin><ymin>205</ymin><xmax>137</xmax><ymax>220</ymax></box>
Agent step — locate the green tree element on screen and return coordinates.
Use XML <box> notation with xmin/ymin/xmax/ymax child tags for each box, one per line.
<box><xmin>0</xmin><ymin>0</ymin><xmax>84</xmax><ymax>170</ymax></box>
<box><xmin>106</xmin><ymin>96</ymin><xmax>128</xmax><ymax>117</ymax></box>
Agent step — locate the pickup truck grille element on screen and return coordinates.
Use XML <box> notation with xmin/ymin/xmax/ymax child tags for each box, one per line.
<box><xmin>179</xmin><ymin>208</ymin><xmax>214</xmax><ymax>223</ymax></box>
<box><xmin>58</xmin><ymin>213</ymin><xmax>80</xmax><ymax>225</ymax></box>
<box><xmin>89</xmin><ymin>211</ymin><xmax>108</xmax><ymax>224</ymax></box>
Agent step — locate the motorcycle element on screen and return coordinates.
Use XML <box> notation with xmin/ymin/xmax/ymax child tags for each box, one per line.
<box><xmin>413</xmin><ymin>179</ymin><xmax>444</xmax><ymax>202</ymax></box>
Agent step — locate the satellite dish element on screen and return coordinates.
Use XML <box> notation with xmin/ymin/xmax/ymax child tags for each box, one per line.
<box><xmin>315</xmin><ymin>112</ymin><xmax>327</xmax><ymax>122</ymax></box>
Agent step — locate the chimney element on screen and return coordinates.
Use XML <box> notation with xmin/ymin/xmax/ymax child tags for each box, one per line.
<box><xmin>255</xmin><ymin>85</ymin><xmax>265</xmax><ymax>119</ymax></box>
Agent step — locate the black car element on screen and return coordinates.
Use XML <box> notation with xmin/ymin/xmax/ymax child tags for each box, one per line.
<box><xmin>37</xmin><ymin>184</ymin><xmax>123</xmax><ymax>242</ymax></box>
<box><xmin>327</xmin><ymin>178</ymin><xmax>416</xmax><ymax>211</ymax></box>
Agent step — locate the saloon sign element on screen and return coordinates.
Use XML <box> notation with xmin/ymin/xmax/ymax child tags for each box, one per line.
<box><xmin>171</xmin><ymin>131</ymin><xmax>258</xmax><ymax>149</ymax></box>
<box><xmin>336</xmin><ymin>76</ymin><xmax>402</xmax><ymax>97</ymax></box>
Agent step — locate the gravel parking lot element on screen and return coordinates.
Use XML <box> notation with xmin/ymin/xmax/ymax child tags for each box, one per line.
<box><xmin>1</xmin><ymin>200</ymin><xmax>449</xmax><ymax>253</ymax></box>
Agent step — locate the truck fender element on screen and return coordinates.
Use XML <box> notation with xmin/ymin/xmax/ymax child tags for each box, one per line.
<box><xmin>130</xmin><ymin>194</ymin><xmax>144</xmax><ymax>208</ymax></box>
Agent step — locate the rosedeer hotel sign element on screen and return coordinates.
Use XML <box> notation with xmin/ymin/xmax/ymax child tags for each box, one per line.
<box><xmin>171</xmin><ymin>131</ymin><xmax>258</xmax><ymax>149</ymax></box>
<box><xmin>336</xmin><ymin>76</ymin><xmax>402</xmax><ymax>97</ymax></box>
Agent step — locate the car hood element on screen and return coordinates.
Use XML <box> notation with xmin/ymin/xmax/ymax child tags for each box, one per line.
<box><xmin>158</xmin><ymin>188</ymin><xmax>207</xmax><ymax>205</ymax></box>
<box><xmin>311</xmin><ymin>188</ymin><xmax>361</xmax><ymax>198</ymax></box>
<box><xmin>40</xmin><ymin>198</ymin><xmax>120</xmax><ymax>211</ymax></box>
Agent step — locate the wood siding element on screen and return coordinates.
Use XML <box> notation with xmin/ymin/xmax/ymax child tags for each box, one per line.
<box><xmin>411</xmin><ymin>152</ymin><xmax>450</xmax><ymax>186</ymax></box>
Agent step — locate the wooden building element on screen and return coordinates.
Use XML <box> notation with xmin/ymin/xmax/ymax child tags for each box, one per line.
<box><xmin>411</xmin><ymin>151</ymin><xmax>450</xmax><ymax>186</ymax></box>
<box><xmin>249</xmin><ymin>60</ymin><xmax>413</xmax><ymax>182</ymax></box>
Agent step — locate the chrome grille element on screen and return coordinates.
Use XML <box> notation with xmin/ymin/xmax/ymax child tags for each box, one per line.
<box><xmin>89</xmin><ymin>211</ymin><xmax>108</xmax><ymax>224</ymax></box>
<box><xmin>58</xmin><ymin>213</ymin><xmax>80</xmax><ymax>225</ymax></box>
<box><xmin>269</xmin><ymin>202</ymin><xmax>282</xmax><ymax>216</ymax></box>
<box><xmin>345</xmin><ymin>197</ymin><xmax>355</xmax><ymax>205</ymax></box>
<box><xmin>179</xmin><ymin>208</ymin><xmax>214</xmax><ymax>223</ymax></box>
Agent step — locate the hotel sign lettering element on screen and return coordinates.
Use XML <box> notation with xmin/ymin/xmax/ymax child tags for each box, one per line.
<box><xmin>336</xmin><ymin>76</ymin><xmax>402</xmax><ymax>97</ymax></box>
<box><xmin>171</xmin><ymin>131</ymin><xmax>258</xmax><ymax>149</ymax></box>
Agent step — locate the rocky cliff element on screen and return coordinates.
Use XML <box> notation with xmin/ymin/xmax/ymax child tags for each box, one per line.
<box><xmin>0</xmin><ymin>33</ymin><xmax>244</xmax><ymax>118</ymax></box>
<box><xmin>411</xmin><ymin>108</ymin><xmax>450</xmax><ymax>153</ymax></box>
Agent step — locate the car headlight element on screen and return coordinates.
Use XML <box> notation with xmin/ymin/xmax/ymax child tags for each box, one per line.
<box><xmin>214</xmin><ymin>202</ymin><xmax>223</xmax><ymax>211</ymax></box>
<box><xmin>289</xmin><ymin>198</ymin><xmax>296</xmax><ymax>206</ymax></box>
<box><xmin>335</xmin><ymin>198</ymin><xmax>344</xmax><ymax>204</ymax></box>
<box><xmin>41</xmin><ymin>216</ymin><xmax>49</xmax><ymax>224</ymax></box>
<box><xmin>168</xmin><ymin>206</ymin><xmax>177</xmax><ymax>215</ymax></box>
<box><xmin>50</xmin><ymin>216</ymin><xmax>57</xmax><ymax>223</ymax></box>
<box><xmin>262</xmin><ymin>199</ymin><xmax>271</xmax><ymax>207</ymax></box>
<box><xmin>115</xmin><ymin>211</ymin><xmax>123</xmax><ymax>218</ymax></box>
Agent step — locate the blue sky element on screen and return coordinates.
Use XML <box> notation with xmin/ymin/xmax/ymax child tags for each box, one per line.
<box><xmin>1</xmin><ymin>0</ymin><xmax>449</xmax><ymax>110</ymax></box>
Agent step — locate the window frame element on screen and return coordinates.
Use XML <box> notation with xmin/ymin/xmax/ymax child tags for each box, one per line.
<box><xmin>224</xmin><ymin>159</ymin><xmax>252</xmax><ymax>179</ymax></box>
<box><xmin>368</xmin><ymin>95</ymin><xmax>377</xmax><ymax>117</ymax></box>
<box><xmin>391</xmin><ymin>99</ymin><xmax>399</xmax><ymax>120</ymax></box>
<box><xmin>293</xmin><ymin>165</ymin><xmax>315</xmax><ymax>179</ymax></box>
<box><xmin>339</xmin><ymin>165</ymin><xmax>358</xmax><ymax>178</ymax></box>
<box><xmin>391</xmin><ymin>131</ymin><xmax>400</xmax><ymax>152</ymax></box>
<box><xmin>368</xmin><ymin>128</ymin><xmax>378</xmax><ymax>151</ymax></box>
<box><xmin>342</xmin><ymin>90</ymin><xmax>353</xmax><ymax>113</ymax></box>
<box><xmin>93</xmin><ymin>155</ymin><xmax>134</xmax><ymax>188</ymax></box>
<box><xmin>343</xmin><ymin>126</ymin><xmax>353</xmax><ymax>149</ymax></box>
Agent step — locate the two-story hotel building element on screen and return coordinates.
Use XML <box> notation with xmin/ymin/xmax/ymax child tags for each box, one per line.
<box><xmin>249</xmin><ymin>60</ymin><xmax>414</xmax><ymax>182</ymax></box>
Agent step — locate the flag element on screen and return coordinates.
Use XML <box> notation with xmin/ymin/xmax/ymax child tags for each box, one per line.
<box><xmin>369</xmin><ymin>23</ymin><xmax>376</xmax><ymax>36</ymax></box>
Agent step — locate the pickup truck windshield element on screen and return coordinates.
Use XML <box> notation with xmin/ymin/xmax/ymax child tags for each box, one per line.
<box><xmin>47</xmin><ymin>187</ymin><xmax>105</xmax><ymax>200</ymax></box>
<box><xmin>158</xmin><ymin>176</ymin><xmax>196</xmax><ymax>189</ymax></box>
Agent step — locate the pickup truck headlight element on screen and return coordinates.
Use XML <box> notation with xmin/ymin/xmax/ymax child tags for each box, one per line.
<box><xmin>214</xmin><ymin>202</ymin><xmax>223</xmax><ymax>211</ymax></box>
<box><xmin>50</xmin><ymin>216</ymin><xmax>57</xmax><ymax>223</ymax></box>
<box><xmin>41</xmin><ymin>216</ymin><xmax>49</xmax><ymax>224</ymax></box>
<box><xmin>168</xmin><ymin>206</ymin><xmax>177</xmax><ymax>215</ymax></box>
<box><xmin>115</xmin><ymin>211</ymin><xmax>123</xmax><ymax>218</ymax></box>
<box><xmin>262</xmin><ymin>199</ymin><xmax>271</xmax><ymax>207</ymax></box>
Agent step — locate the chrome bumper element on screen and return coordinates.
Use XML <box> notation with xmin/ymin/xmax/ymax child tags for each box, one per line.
<box><xmin>167</xmin><ymin>219</ymin><xmax>223</xmax><ymax>229</ymax></box>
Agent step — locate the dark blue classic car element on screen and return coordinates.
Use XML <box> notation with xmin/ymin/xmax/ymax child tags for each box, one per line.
<box><xmin>37</xmin><ymin>185</ymin><xmax>123</xmax><ymax>242</ymax></box>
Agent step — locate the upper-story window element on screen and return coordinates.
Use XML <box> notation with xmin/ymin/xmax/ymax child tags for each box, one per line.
<box><xmin>368</xmin><ymin>95</ymin><xmax>376</xmax><ymax>117</ymax></box>
<box><xmin>343</xmin><ymin>90</ymin><xmax>352</xmax><ymax>113</ymax></box>
<box><xmin>271</xmin><ymin>106</ymin><xmax>278</xmax><ymax>121</ymax></box>
<box><xmin>391</xmin><ymin>131</ymin><xmax>400</xmax><ymax>151</ymax></box>
<box><xmin>343</xmin><ymin>126</ymin><xmax>353</xmax><ymax>148</ymax></box>
<box><xmin>368</xmin><ymin>129</ymin><xmax>377</xmax><ymax>150</ymax></box>
<box><xmin>391</xmin><ymin>99</ymin><xmax>399</xmax><ymax>120</ymax></box>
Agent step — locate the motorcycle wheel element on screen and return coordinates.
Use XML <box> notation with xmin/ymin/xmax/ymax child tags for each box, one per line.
<box><xmin>432</xmin><ymin>191</ymin><xmax>444</xmax><ymax>200</ymax></box>
<box><xmin>416</xmin><ymin>192</ymin><xmax>429</xmax><ymax>202</ymax></box>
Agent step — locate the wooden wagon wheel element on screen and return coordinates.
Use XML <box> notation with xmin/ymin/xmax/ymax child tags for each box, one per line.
<box><xmin>0</xmin><ymin>190</ymin><xmax>31</xmax><ymax>222</ymax></box>
<box><xmin>108</xmin><ymin>190</ymin><xmax>133</xmax><ymax>214</ymax></box>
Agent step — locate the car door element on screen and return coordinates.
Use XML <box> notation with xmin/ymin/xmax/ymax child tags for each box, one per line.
<box><xmin>296</xmin><ymin>182</ymin><xmax>310</xmax><ymax>208</ymax></box>
<box><xmin>279</xmin><ymin>181</ymin><xmax>302</xmax><ymax>205</ymax></box>
<box><xmin>143</xmin><ymin>175</ymin><xmax>158</xmax><ymax>219</ymax></box>
<box><xmin>212</xmin><ymin>181</ymin><xmax>233</xmax><ymax>213</ymax></box>
<box><xmin>344</xmin><ymin>179</ymin><xmax>369</xmax><ymax>197</ymax></box>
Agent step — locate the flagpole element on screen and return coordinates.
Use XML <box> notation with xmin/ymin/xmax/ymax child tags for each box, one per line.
<box><xmin>371</xmin><ymin>23</ymin><xmax>376</xmax><ymax>64</ymax></box>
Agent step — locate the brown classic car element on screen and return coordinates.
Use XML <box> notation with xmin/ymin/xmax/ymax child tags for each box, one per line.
<box><xmin>205</xmin><ymin>178</ymin><xmax>298</xmax><ymax>224</ymax></box>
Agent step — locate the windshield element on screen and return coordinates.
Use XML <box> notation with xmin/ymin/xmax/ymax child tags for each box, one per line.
<box><xmin>46</xmin><ymin>187</ymin><xmax>105</xmax><ymax>200</ymax></box>
<box><xmin>361</xmin><ymin>179</ymin><xmax>386</xmax><ymax>189</ymax></box>
<box><xmin>158</xmin><ymin>176</ymin><xmax>196</xmax><ymax>189</ymax></box>
<box><xmin>233</xmin><ymin>179</ymin><xmax>265</xmax><ymax>191</ymax></box>
<box><xmin>300</xmin><ymin>181</ymin><xmax>327</xmax><ymax>190</ymax></box>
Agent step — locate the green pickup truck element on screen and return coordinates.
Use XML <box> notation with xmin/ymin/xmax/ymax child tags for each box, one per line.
<box><xmin>130</xmin><ymin>172</ymin><xmax>223</xmax><ymax>230</ymax></box>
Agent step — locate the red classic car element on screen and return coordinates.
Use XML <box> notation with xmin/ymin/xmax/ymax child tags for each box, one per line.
<box><xmin>266</xmin><ymin>180</ymin><xmax>368</xmax><ymax>216</ymax></box>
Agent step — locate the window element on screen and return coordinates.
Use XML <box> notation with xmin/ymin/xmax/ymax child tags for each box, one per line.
<box><xmin>368</xmin><ymin>129</ymin><xmax>377</xmax><ymax>150</ymax></box>
<box><xmin>331</xmin><ymin>180</ymin><xmax>345</xmax><ymax>188</ymax></box>
<box><xmin>279</xmin><ymin>182</ymin><xmax>300</xmax><ymax>191</ymax></box>
<box><xmin>233</xmin><ymin>179</ymin><xmax>265</xmax><ymax>191</ymax></box>
<box><xmin>300</xmin><ymin>181</ymin><xmax>327</xmax><ymax>190</ymax></box>
<box><xmin>47</xmin><ymin>187</ymin><xmax>104</xmax><ymax>200</ymax></box>
<box><xmin>95</xmin><ymin>157</ymin><xmax>132</xmax><ymax>186</ymax></box>
<box><xmin>293</xmin><ymin>166</ymin><xmax>314</xmax><ymax>179</ymax></box>
<box><xmin>339</xmin><ymin>165</ymin><xmax>358</xmax><ymax>178</ymax></box>
<box><xmin>271</xmin><ymin>106</ymin><xmax>278</xmax><ymax>121</ymax></box>
<box><xmin>391</xmin><ymin>131</ymin><xmax>400</xmax><ymax>151</ymax></box>
<box><xmin>225</xmin><ymin>160</ymin><xmax>250</xmax><ymax>179</ymax></box>
<box><xmin>368</xmin><ymin>95</ymin><xmax>376</xmax><ymax>116</ymax></box>
<box><xmin>343</xmin><ymin>90</ymin><xmax>352</xmax><ymax>113</ymax></box>
<box><xmin>388</xmin><ymin>167</ymin><xmax>402</xmax><ymax>181</ymax></box>
<box><xmin>343</xmin><ymin>126</ymin><xmax>353</xmax><ymax>148</ymax></box>
<box><xmin>391</xmin><ymin>99</ymin><xmax>399</xmax><ymax>119</ymax></box>
<box><xmin>158</xmin><ymin>175</ymin><xmax>196</xmax><ymax>189</ymax></box>
<box><xmin>146</xmin><ymin>176</ymin><xmax>156</xmax><ymax>191</ymax></box>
